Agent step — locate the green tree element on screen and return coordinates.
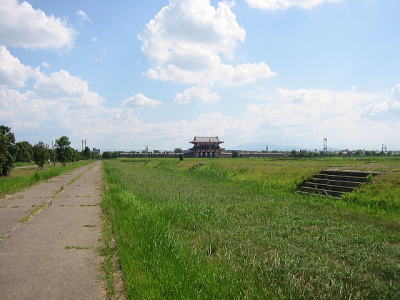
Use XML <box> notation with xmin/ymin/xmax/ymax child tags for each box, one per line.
<box><xmin>111</xmin><ymin>151</ymin><xmax>120</xmax><ymax>159</ymax></box>
<box><xmin>71</xmin><ymin>148</ymin><xmax>81</xmax><ymax>161</ymax></box>
<box><xmin>82</xmin><ymin>146</ymin><xmax>92</xmax><ymax>160</ymax></box>
<box><xmin>55</xmin><ymin>136</ymin><xmax>72</xmax><ymax>166</ymax></box>
<box><xmin>15</xmin><ymin>141</ymin><xmax>33</xmax><ymax>162</ymax></box>
<box><xmin>33</xmin><ymin>142</ymin><xmax>49</xmax><ymax>168</ymax></box>
<box><xmin>102</xmin><ymin>151</ymin><xmax>111</xmax><ymax>159</ymax></box>
<box><xmin>0</xmin><ymin>125</ymin><xmax>16</xmax><ymax>176</ymax></box>
<box><xmin>174</xmin><ymin>148</ymin><xmax>182</xmax><ymax>153</ymax></box>
<box><xmin>48</xmin><ymin>148</ymin><xmax>57</xmax><ymax>165</ymax></box>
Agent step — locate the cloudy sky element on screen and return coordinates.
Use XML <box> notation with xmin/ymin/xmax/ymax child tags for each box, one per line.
<box><xmin>0</xmin><ymin>0</ymin><xmax>399</xmax><ymax>151</ymax></box>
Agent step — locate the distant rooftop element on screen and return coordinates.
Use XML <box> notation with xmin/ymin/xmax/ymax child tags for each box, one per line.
<box><xmin>191</xmin><ymin>136</ymin><xmax>223</xmax><ymax>143</ymax></box>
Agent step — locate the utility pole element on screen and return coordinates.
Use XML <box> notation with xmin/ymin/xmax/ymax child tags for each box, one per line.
<box><xmin>266</xmin><ymin>145</ymin><xmax>268</xmax><ymax>152</ymax></box>
<box><xmin>323</xmin><ymin>138</ymin><xmax>328</xmax><ymax>152</ymax></box>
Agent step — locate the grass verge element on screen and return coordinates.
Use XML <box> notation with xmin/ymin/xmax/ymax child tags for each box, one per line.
<box><xmin>103</xmin><ymin>159</ymin><xmax>400</xmax><ymax>299</ymax></box>
<box><xmin>101</xmin><ymin>185</ymin><xmax>125</xmax><ymax>299</ymax></box>
<box><xmin>18</xmin><ymin>201</ymin><xmax>50</xmax><ymax>223</ymax></box>
<box><xmin>0</xmin><ymin>160</ymin><xmax>93</xmax><ymax>197</ymax></box>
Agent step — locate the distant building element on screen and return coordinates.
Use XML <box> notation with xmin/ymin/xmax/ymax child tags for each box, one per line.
<box><xmin>220</xmin><ymin>151</ymin><xmax>233</xmax><ymax>158</ymax></box>
<box><xmin>189</xmin><ymin>136</ymin><xmax>224</xmax><ymax>158</ymax></box>
<box><xmin>92</xmin><ymin>148</ymin><xmax>101</xmax><ymax>155</ymax></box>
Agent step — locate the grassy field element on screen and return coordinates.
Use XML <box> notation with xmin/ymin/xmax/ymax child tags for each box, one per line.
<box><xmin>13</xmin><ymin>161</ymin><xmax>36</xmax><ymax>168</ymax></box>
<box><xmin>103</xmin><ymin>158</ymin><xmax>400</xmax><ymax>299</ymax></box>
<box><xmin>0</xmin><ymin>161</ymin><xmax>93</xmax><ymax>197</ymax></box>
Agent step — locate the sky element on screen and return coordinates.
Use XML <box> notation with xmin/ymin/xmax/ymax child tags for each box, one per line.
<box><xmin>0</xmin><ymin>0</ymin><xmax>399</xmax><ymax>151</ymax></box>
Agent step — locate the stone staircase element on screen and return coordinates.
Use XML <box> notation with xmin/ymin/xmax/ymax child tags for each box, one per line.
<box><xmin>297</xmin><ymin>170</ymin><xmax>377</xmax><ymax>198</ymax></box>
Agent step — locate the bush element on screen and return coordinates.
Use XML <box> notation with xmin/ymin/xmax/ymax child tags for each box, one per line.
<box><xmin>0</xmin><ymin>125</ymin><xmax>16</xmax><ymax>176</ymax></box>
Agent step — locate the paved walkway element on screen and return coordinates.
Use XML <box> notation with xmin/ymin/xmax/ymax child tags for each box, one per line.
<box><xmin>0</xmin><ymin>161</ymin><xmax>104</xmax><ymax>300</ymax></box>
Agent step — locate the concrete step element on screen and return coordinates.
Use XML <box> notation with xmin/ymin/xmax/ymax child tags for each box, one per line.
<box><xmin>314</xmin><ymin>174</ymin><xmax>368</xmax><ymax>182</ymax></box>
<box><xmin>302</xmin><ymin>182</ymin><xmax>355</xmax><ymax>193</ymax></box>
<box><xmin>309</xmin><ymin>178</ymin><xmax>362</xmax><ymax>188</ymax></box>
<box><xmin>298</xmin><ymin>186</ymin><xmax>343</xmax><ymax>198</ymax></box>
<box><xmin>320</xmin><ymin>170</ymin><xmax>374</xmax><ymax>177</ymax></box>
<box><xmin>297</xmin><ymin>169</ymin><xmax>376</xmax><ymax>198</ymax></box>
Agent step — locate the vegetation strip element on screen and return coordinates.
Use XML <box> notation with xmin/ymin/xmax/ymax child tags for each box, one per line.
<box><xmin>0</xmin><ymin>160</ymin><xmax>93</xmax><ymax>198</ymax></box>
<box><xmin>18</xmin><ymin>201</ymin><xmax>50</xmax><ymax>223</ymax></box>
<box><xmin>103</xmin><ymin>159</ymin><xmax>400</xmax><ymax>299</ymax></box>
<box><xmin>100</xmin><ymin>207</ymin><xmax>125</xmax><ymax>300</ymax></box>
<box><xmin>67</xmin><ymin>162</ymin><xmax>96</xmax><ymax>186</ymax></box>
<box><xmin>64</xmin><ymin>246</ymin><xmax>96</xmax><ymax>250</ymax></box>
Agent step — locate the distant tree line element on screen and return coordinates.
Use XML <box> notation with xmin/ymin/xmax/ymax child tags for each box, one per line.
<box><xmin>289</xmin><ymin>150</ymin><xmax>397</xmax><ymax>158</ymax></box>
<box><xmin>101</xmin><ymin>149</ymin><xmax>183</xmax><ymax>159</ymax></box>
<box><xmin>0</xmin><ymin>125</ymin><xmax>98</xmax><ymax>176</ymax></box>
<box><xmin>101</xmin><ymin>151</ymin><xmax>121</xmax><ymax>159</ymax></box>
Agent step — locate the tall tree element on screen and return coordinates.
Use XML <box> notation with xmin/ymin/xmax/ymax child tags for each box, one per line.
<box><xmin>102</xmin><ymin>152</ymin><xmax>111</xmax><ymax>159</ymax></box>
<box><xmin>82</xmin><ymin>146</ymin><xmax>92</xmax><ymax>160</ymax></box>
<box><xmin>55</xmin><ymin>136</ymin><xmax>71</xmax><ymax>166</ymax></box>
<box><xmin>48</xmin><ymin>148</ymin><xmax>57</xmax><ymax>165</ymax></box>
<box><xmin>70</xmin><ymin>148</ymin><xmax>81</xmax><ymax>161</ymax></box>
<box><xmin>174</xmin><ymin>148</ymin><xmax>182</xmax><ymax>153</ymax></box>
<box><xmin>33</xmin><ymin>142</ymin><xmax>49</xmax><ymax>169</ymax></box>
<box><xmin>15</xmin><ymin>141</ymin><xmax>33</xmax><ymax>162</ymax></box>
<box><xmin>0</xmin><ymin>125</ymin><xmax>16</xmax><ymax>176</ymax></box>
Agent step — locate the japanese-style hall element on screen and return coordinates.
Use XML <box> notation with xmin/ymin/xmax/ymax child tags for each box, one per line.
<box><xmin>189</xmin><ymin>136</ymin><xmax>224</xmax><ymax>158</ymax></box>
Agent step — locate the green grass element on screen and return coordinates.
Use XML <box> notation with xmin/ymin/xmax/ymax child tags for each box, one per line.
<box><xmin>18</xmin><ymin>202</ymin><xmax>49</xmax><ymax>223</ymax></box>
<box><xmin>145</xmin><ymin>157</ymin><xmax>400</xmax><ymax>212</ymax></box>
<box><xmin>0</xmin><ymin>160</ymin><xmax>93</xmax><ymax>197</ymax></box>
<box><xmin>100</xmin><ymin>204</ymin><xmax>122</xmax><ymax>299</ymax></box>
<box><xmin>103</xmin><ymin>158</ymin><xmax>400</xmax><ymax>299</ymax></box>
<box><xmin>65</xmin><ymin>245</ymin><xmax>95</xmax><ymax>250</ymax></box>
<box><xmin>14</xmin><ymin>161</ymin><xmax>36</xmax><ymax>167</ymax></box>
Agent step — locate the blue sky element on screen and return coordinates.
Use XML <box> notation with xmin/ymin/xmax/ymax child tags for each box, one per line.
<box><xmin>0</xmin><ymin>0</ymin><xmax>399</xmax><ymax>151</ymax></box>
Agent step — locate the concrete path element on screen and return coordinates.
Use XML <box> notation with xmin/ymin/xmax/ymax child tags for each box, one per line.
<box><xmin>0</xmin><ymin>161</ymin><xmax>104</xmax><ymax>300</ymax></box>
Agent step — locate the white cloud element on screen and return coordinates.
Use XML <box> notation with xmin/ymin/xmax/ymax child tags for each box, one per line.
<box><xmin>0</xmin><ymin>46</ymin><xmax>36</xmax><ymax>88</ymax></box>
<box><xmin>2</xmin><ymin>80</ymin><xmax>399</xmax><ymax>150</ymax></box>
<box><xmin>241</xmin><ymin>86</ymin><xmax>400</xmax><ymax>149</ymax></box>
<box><xmin>34</xmin><ymin>70</ymin><xmax>104</xmax><ymax>107</ymax></box>
<box><xmin>245</xmin><ymin>87</ymin><xmax>381</xmax><ymax>127</ymax></box>
<box><xmin>139</xmin><ymin>0</ymin><xmax>275</xmax><ymax>87</ymax></box>
<box><xmin>361</xmin><ymin>83</ymin><xmax>400</xmax><ymax>120</ymax></box>
<box><xmin>0</xmin><ymin>36</ymin><xmax>397</xmax><ymax>150</ymax></box>
<box><xmin>0</xmin><ymin>0</ymin><xmax>76</xmax><ymax>49</ymax></box>
<box><xmin>41</xmin><ymin>62</ymin><xmax>50</xmax><ymax>69</ymax></box>
<box><xmin>245</xmin><ymin>0</ymin><xmax>340</xmax><ymax>10</ymax></box>
<box><xmin>91</xmin><ymin>37</ymin><xmax>98</xmax><ymax>42</ymax></box>
<box><xmin>76</xmin><ymin>10</ymin><xmax>91</xmax><ymax>22</ymax></box>
<box><xmin>391</xmin><ymin>83</ymin><xmax>400</xmax><ymax>101</ymax></box>
<box><xmin>122</xmin><ymin>93</ymin><xmax>161</xmax><ymax>108</ymax></box>
<box><xmin>174</xmin><ymin>86</ymin><xmax>220</xmax><ymax>103</ymax></box>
